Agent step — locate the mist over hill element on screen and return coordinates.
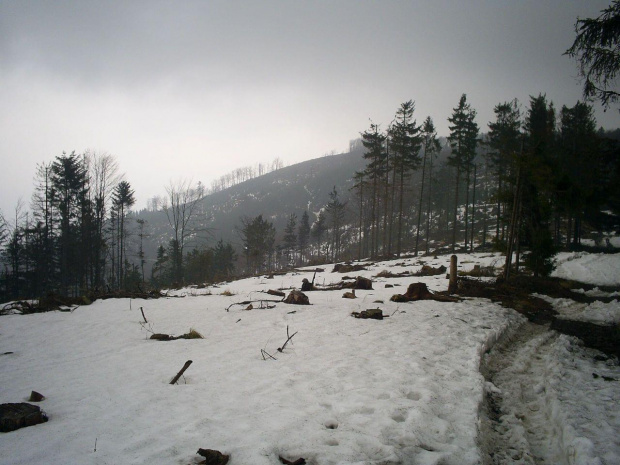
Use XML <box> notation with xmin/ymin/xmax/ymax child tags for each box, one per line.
<box><xmin>134</xmin><ymin>146</ymin><xmax>368</xmax><ymax>268</ymax></box>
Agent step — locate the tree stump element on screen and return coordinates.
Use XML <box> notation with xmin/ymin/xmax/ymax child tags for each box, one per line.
<box><xmin>0</xmin><ymin>403</ymin><xmax>48</xmax><ymax>432</ymax></box>
<box><xmin>284</xmin><ymin>290</ymin><xmax>310</xmax><ymax>305</ymax></box>
<box><xmin>390</xmin><ymin>282</ymin><xmax>459</xmax><ymax>303</ymax></box>
<box><xmin>448</xmin><ymin>255</ymin><xmax>458</xmax><ymax>293</ymax></box>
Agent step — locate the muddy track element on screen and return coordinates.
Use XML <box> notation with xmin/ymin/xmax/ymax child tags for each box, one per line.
<box><xmin>479</xmin><ymin>321</ymin><xmax>566</xmax><ymax>465</ymax></box>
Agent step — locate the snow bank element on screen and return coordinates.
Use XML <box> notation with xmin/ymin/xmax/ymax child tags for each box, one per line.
<box><xmin>535</xmin><ymin>294</ymin><xmax>620</xmax><ymax>325</ymax></box>
<box><xmin>552</xmin><ymin>252</ymin><xmax>620</xmax><ymax>287</ymax></box>
<box><xmin>543</xmin><ymin>335</ymin><xmax>620</xmax><ymax>465</ymax></box>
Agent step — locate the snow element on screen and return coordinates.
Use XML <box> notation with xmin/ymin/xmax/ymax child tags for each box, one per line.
<box><xmin>534</xmin><ymin>294</ymin><xmax>620</xmax><ymax>325</ymax></box>
<box><xmin>1</xmin><ymin>252</ymin><xmax>619</xmax><ymax>464</ymax></box>
<box><xmin>482</xmin><ymin>325</ymin><xmax>620</xmax><ymax>465</ymax></box>
<box><xmin>552</xmin><ymin>252</ymin><xmax>620</xmax><ymax>287</ymax></box>
<box><xmin>544</xmin><ymin>335</ymin><xmax>620</xmax><ymax>465</ymax></box>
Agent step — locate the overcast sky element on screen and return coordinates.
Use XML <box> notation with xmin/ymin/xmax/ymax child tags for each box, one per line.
<box><xmin>1</xmin><ymin>0</ymin><xmax>618</xmax><ymax>217</ymax></box>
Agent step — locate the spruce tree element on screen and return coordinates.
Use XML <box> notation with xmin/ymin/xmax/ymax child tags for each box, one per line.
<box><xmin>565</xmin><ymin>1</ymin><xmax>620</xmax><ymax>109</ymax></box>
<box><xmin>312</xmin><ymin>211</ymin><xmax>327</xmax><ymax>261</ymax></box>
<box><xmin>360</xmin><ymin>122</ymin><xmax>387</xmax><ymax>257</ymax></box>
<box><xmin>297</xmin><ymin>211</ymin><xmax>311</xmax><ymax>265</ymax></box>
<box><xmin>487</xmin><ymin>99</ymin><xmax>522</xmax><ymax>244</ymax></box>
<box><xmin>520</xmin><ymin>94</ymin><xmax>557</xmax><ymax>277</ymax></box>
<box><xmin>447</xmin><ymin>94</ymin><xmax>478</xmax><ymax>252</ymax></box>
<box><xmin>390</xmin><ymin>101</ymin><xmax>422</xmax><ymax>257</ymax></box>
<box><xmin>51</xmin><ymin>152</ymin><xmax>88</xmax><ymax>295</ymax></box>
<box><xmin>283</xmin><ymin>213</ymin><xmax>297</xmax><ymax>266</ymax></box>
<box><xmin>325</xmin><ymin>187</ymin><xmax>347</xmax><ymax>261</ymax></box>
<box><xmin>416</xmin><ymin>117</ymin><xmax>441</xmax><ymax>256</ymax></box>
<box><xmin>112</xmin><ymin>181</ymin><xmax>135</xmax><ymax>289</ymax></box>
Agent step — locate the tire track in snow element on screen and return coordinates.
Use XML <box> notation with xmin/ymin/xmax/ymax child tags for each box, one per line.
<box><xmin>479</xmin><ymin>322</ymin><xmax>567</xmax><ymax>465</ymax></box>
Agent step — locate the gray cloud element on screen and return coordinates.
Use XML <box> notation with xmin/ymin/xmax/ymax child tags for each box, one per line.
<box><xmin>1</xmin><ymin>0</ymin><xmax>617</xmax><ymax>216</ymax></box>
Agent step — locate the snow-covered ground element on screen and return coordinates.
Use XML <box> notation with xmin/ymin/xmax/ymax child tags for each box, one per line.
<box><xmin>1</xmin><ymin>252</ymin><xmax>619</xmax><ymax>465</ymax></box>
<box><xmin>553</xmin><ymin>252</ymin><xmax>620</xmax><ymax>287</ymax></box>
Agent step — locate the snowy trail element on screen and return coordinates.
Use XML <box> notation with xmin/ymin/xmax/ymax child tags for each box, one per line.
<box><xmin>479</xmin><ymin>318</ymin><xmax>620</xmax><ymax>465</ymax></box>
<box><xmin>480</xmin><ymin>322</ymin><xmax>560</xmax><ymax>464</ymax></box>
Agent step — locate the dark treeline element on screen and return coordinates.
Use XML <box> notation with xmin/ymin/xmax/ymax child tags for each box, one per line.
<box><xmin>349</xmin><ymin>95</ymin><xmax>619</xmax><ymax>277</ymax></box>
<box><xmin>0</xmin><ymin>151</ymin><xmax>136</xmax><ymax>300</ymax></box>
<box><xmin>1</xmin><ymin>95</ymin><xmax>619</xmax><ymax>303</ymax></box>
<box><xmin>0</xmin><ymin>153</ymin><xmax>239</xmax><ymax>301</ymax></box>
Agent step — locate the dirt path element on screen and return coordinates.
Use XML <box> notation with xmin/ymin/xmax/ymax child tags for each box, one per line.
<box><xmin>479</xmin><ymin>321</ymin><xmax>567</xmax><ymax>465</ymax></box>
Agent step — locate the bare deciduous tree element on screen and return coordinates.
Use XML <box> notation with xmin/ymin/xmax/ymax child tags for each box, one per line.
<box><xmin>163</xmin><ymin>179</ymin><xmax>207</xmax><ymax>283</ymax></box>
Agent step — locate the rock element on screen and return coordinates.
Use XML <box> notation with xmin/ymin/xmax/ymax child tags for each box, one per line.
<box><xmin>284</xmin><ymin>290</ymin><xmax>310</xmax><ymax>305</ymax></box>
<box><xmin>196</xmin><ymin>448</ymin><xmax>229</xmax><ymax>465</ymax></box>
<box><xmin>354</xmin><ymin>276</ymin><xmax>373</xmax><ymax>290</ymax></box>
<box><xmin>28</xmin><ymin>391</ymin><xmax>45</xmax><ymax>402</ymax></box>
<box><xmin>0</xmin><ymin>403</ymin><xmax>48</xmax><ymax>432</ymax></box>
<box><xmin>150</xmin><ymin>333</ymin><xmax>173</xmax><ymax>341</ymax></box>
<box><xmin>342</xmin><ymin>290</ymin><xmax>356</xmax><ymax>299</ymax></box>
<box><xmin>279</xmin><ymin>456</ymin><xmax>307</xmax><ymax>465</ymax></box>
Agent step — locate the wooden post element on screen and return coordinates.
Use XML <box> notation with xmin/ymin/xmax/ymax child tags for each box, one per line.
<box><xmin>170</xmin><ymin>360</ymin><xmax>193</xmax><ymax>385</ymax></box>
<box><xmin>448</xmin><ymin>254</ymin><xmax>458</xmax><ymax>294</ymax></box>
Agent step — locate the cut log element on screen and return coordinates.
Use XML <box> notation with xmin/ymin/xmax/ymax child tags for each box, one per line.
<box><xmin>0</xmin><ymin>403</ymin><xmax>48</xmax><ymax>432</ymax></box>
<box><xmin>267</xmin><ymin>289</ymin><xmax>286</xmax><ymax>297</ymax></box>
<box><xmin>351</xmin><ymin>309</ymin><xmax>385</xmax><ymax>320</ymax></box>
<box><xmin>416</xmin><ymin>264</ymin><xmax>447</xmax><ymax>276</ymax></box>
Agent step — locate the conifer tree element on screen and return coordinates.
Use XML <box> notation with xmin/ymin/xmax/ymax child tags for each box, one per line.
<box><xmin>112</xmin><ymin>181</ymin><xmax>135</xmax><ymax>289</ymax></box>
<box><xmin>239</xmin><ymin>214</ymin><xmax>275</xmax><ymax>274</ymax></box>
<box><xmin>326</xmin><ymin>187</ymin><xmax>347</xmax><ymax>261</ymax></box>
<box><xmin>390</xmin><ymin>101</ymin><xmax>422</xmax><ymax>257</ymax></box>
<box><xmin>360</xmin><ymin>122</ymin><xmax>387</xmax><ymax>257</ymax></box>
<box><xmin>283</xmin><ymin>213</ymin><xmax>297</xmax><ymax>265</ymax></box>
<box><xmin>558</xmin><ymin>101</ymin><xmax>599</xmax><ymax>245</ymax></box>
<box><xmin>447</xmin><ymin>94</ymin><xmax>478</xmax><ymax>252</ymax></box>
<box><xmin>566</xmin><ymin>1</ymin><xmax>620</xmax><ymax>109</ymax></box>
<box><xmin>297</xmin><ymin>210</ymin><xmax>311</xmax><ymax>265</ymax></box>
<box><xmin>51</xmin><ymin>152</ymin><xmax>88</xmax><ymax>295</ymax></box>
<box><xmin>519</xmin><ymin>94</ymin><xmax>557</xmax><ymax>277</ymax></box>
<box><xmin>312</xmin><ymin>211</ymin><xmax>327</xmax><ymax>261</ymax></box>
<box><xmin>487</xmin><ymin>99</ymin><xmax>522</xmax><ymax>243</ymax></box>
<box><xmin>415</xmin><ymin>117</ymin><xmax>441</xmax><ymax>256</ymax></box>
